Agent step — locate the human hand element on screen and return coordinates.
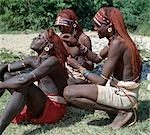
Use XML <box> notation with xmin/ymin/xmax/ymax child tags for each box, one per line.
<box><xmin>67</xmin><ymin>55</ymin><xmax>83</xmax><ymax>71</ymax></box>
<box><xmin>60</xmin><ymin>34</ymin><xmax>79</xmax><ymax>47</ymax></box>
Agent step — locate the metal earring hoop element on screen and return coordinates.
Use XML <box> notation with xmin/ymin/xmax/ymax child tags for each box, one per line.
<box><xmin>108</xmin><ymin>27</ymin><xmax>112</xmax><ymax>33</ymax></box>
<box><xmin>44</xmin><ymin>46</ymin><xmax>49</xmax><ymax>52</ymax></box>
<box><xmin>73</xmin><ymin>23</ymin><xmax>77</xmax><ymax>28</ymax></box>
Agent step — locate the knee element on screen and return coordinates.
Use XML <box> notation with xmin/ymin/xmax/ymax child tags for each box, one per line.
<box><xmin>63</xmin><ymin>86</ymin><xmax>76</xmax><ymax>102</ymax></box>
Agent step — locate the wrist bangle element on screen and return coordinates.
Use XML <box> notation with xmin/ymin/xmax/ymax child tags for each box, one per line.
<box><xmin>101</xmin><ymin>74</ymin><xmax>109</xmax><ymax>81</ymax></box>
<box><xmin>82</xmin><ymin>69</ymin><xmax>91</xmax><ymax>78</ymax></box>
<box><xmin>31</xmin><ymin>72</ymin><xmax>37</xmax><ymax>81</ymax></box>
<box><xmin>98</xmin><ymin>54</ymin><xmax>104</xmax><ymax>60</ymax></box>
<box><xmin>7</xmin><ymin>64</ymin><xmax>11</xmax><ymax>72</ymax></box>
<box><xmin>22</xmin><ymin>60</ymin><xmax>26</xmax><ymax>68</ymax></box>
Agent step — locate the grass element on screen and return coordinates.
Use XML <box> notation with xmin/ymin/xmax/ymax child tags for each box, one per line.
<box><xmin>0</xmin><ymin>49</ymin><xmax>150</xmax><ymax>135</ymax></box>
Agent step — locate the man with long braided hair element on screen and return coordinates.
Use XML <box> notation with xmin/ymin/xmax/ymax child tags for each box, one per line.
<box><xmin>62</xmin><ymin>7</ymin><xmax>142</xmax><ymax>129</ymax></box>
<box><xmin>55</xmin><ymin>9</ymin><xmax>94</xmax><ymax>85</ymax></box>
<box><xmin>0</xmin><ymin>28</ymin><xmax>68</xmax><ymax>134</ymax></box>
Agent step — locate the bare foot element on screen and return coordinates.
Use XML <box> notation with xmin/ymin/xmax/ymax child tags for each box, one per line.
<box><xmin>109</xmin><ymin>110</ymin><xmax>133</xmax><ymax>129</ymax></box>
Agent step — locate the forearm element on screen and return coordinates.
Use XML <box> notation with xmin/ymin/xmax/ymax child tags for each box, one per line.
<box><xmin>82</xmin><ymin>60</ymin><xmax>94</xmax><ymax>71</ymax></box>
<box><xmin>7</xmin><ymin>60</ymin><xmax>27</xmax><ymax>72</ymax></box>
<box><xmin>30</xmin><ymin>56</ymin><xmax>59</xmax><ymax>80</ymax></box>
<box><xmin>78</xmin><ymin>44</ymin><xmax>103</xmax><ymax>63</ymax></box>
<box><xmin>78</xmin><ymin>66</ymin><xmax>107</xmax><ymax>85</ymax></box>
<box><xmin>0</xmin><ymin>73</ymin><xmax>34</xmax><ymax>89</ymax></box>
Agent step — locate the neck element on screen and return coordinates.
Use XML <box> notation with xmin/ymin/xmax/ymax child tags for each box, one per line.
<box><xmin>108</xmin><ymin>33</ymin><xmax>118</xmax><ymax>42</ymax></box>
<box><xmin>73</xmin><ymin>28</ymin><xmax>83</xmax><ymax>40</ymax></box>
<box><xmin>73</xmin><ymin>24</ymin><xmax>83</xmax><ymax>38</ymax></box>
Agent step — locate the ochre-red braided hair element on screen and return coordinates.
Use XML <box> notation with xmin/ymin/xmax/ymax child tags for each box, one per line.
<box><xmin>98</xmin><ymin>7</ymin><xmax>142</xmax><ymax>79</ymax></box>
<box><xmin>57</xmin><ymin>9</ymin><xmax>83</xmax><ymax>33</ymax></box>
<box><xmin>46</xmin><ymin>29</ymin><xmax>69</xmax><ymax>76</ymax></box>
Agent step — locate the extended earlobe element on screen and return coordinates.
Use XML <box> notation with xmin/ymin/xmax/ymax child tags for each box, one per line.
<box><xmin>108</xmin><ymin>27</ymin><xmax>112</xmax><ymax>33</ymax></box>
<box><xmin>73</xmin><ymin>23</ymin><xmax>77</xmax><ymax>28</ymax></box>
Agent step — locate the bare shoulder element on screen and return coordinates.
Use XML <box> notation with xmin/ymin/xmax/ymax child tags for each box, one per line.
<box><xmin>109</xmin><ymin>36</ymin><xmax>126</xmax><ymax>52</ymax></box>
<box><xmin>46</xmin><ymin>56</ymin><xmax>59</xmax><ymax>63</ymax></box>
<box><xmin>79</xmin><ymin>33</ymin><xmax>91</xmax><ymax>41</ymax></box>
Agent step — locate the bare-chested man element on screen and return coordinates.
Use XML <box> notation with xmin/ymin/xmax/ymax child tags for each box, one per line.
<box><xmin>0</xmin><ymin>29</ymin><xmax>68</xmax><ymax>134</ymax></box>
<box><xmin>55</xmin><ymin>9</ymin><xmax>94</xmax><ymax>85</ymax></box>
<box><xmin>61</xmin><ymin>7</ymin><xmax>142</xmax><ymax>129</ymax></box>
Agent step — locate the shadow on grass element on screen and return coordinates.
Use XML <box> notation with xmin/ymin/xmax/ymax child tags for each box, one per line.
<box><xmin>87</xmin><ymin>117</ymin><xmax>112</xmax><ymax>126</ymax></box>
<box><xmin>138</xmin><ymin>100</ymin><xmax>150</xmax><ymax>121</ymax></box>
<box><xmin>21</xmin><ymin>100</ymin><xmax>150</xmax><ymax>135</ymax></box>
<box><xmin>87</xmin><ymin>100</ymin><xmax>150</xmax><ymax>127</ymax></box>
<box><xmin>23</xmin><ymin>106</ymin><xmax>94</xmax><ymax>135</ymax></box>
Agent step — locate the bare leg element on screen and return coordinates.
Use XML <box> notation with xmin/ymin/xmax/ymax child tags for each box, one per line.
<box><xmin>0</xmin><ymin>91</ymin><xmax>26</xmax><ymax>134</ymax></box>
<box><xmin>109</xmin><ymin>110</ymin><xmax>133</xmax><ymax>129</ymax></box>
<box><xmin>25</xmin><ymin>84</ymin><xmax>47</xmax><ymax>118</ymax></box>
<box><xmin>64</xmin><ymin>84</ymin><xmax>118</xmax><ymax>114</ymax></box>
<box><xmin>0</xmin><ymin>84</ymin><xmax>47</xmax><ymax>134</ymax></box>
<box><xmin>64</xmin><ymin>84</ymin><xmax>134</xmax><ymax>129</ymax></box>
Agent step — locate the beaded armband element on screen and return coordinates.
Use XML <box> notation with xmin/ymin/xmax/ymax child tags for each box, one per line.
<box><xmin>82</xmin><ymin>69</ymin><xmax>91</xmax><ymax>78</ymax></box>
<box><xmin>31</xmin><ymin>72</ymin><xmax>37</xmax><ymax>81</ymax></box>
<box><xmin>79</xmin><ymin>44</ymin><xmax>88</xmax><ymax>54</ymax></box>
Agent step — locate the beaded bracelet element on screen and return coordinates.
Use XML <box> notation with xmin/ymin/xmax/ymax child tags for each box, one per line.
<box><xmin>82</xmin><ymin>69</ymin><xmax>91</xmax><ymax>78</ymax></box>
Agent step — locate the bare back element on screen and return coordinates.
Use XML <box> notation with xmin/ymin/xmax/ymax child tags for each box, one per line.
<box><xmin>105</xmin><ymin>36</ymin><xmax>139</xmax><ymax>82</ymax></box>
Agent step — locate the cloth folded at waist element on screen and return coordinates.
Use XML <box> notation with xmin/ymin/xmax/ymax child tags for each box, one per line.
<box><xmin>117</xmin><ymin>81</ymin><xmax>140</xmax><ymax>90</ymax></box>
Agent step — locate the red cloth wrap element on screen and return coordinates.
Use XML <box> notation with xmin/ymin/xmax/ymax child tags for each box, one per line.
<box><xmin>12</xmin><ymin>94</ymin><xmax>66</xmax><ymax>124</ymax></box>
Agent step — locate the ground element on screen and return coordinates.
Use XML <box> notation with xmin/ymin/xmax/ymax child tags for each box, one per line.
<box><xmin>0</xmin><ymin>31</ymin><xmax>150</xmax><ymax>54</ymax></box>
<box><xmin>0</xmin><ymin>32</ymin><xmax>150</xmax><ymax>135</ymax></box>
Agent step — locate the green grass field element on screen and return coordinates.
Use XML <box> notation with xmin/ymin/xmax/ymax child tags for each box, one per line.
<box><xmin>0</xmin><ymin>49</ymin><xmax>150</xmax><ymax>135</ymax></box>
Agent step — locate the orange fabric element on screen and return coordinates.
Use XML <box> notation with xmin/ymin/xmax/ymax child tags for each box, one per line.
<box><xmin>94</xmin><ymin>7</ymin><xmax>142</xmax><ymax>79</ymax></box>
<box><xmin>12</xmin><ymin>96</ymin><xmax>66</xmax><ymax>124</ymax></box>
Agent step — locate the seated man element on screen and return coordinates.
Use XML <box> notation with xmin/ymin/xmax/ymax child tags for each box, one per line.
<box><xmin>0</xmin><ymin>29</ymin><xmax>68</xmax><ymax>134</ymax></box>
<box><xmin>55</xmin><ymin>9</ymin><xmax>94</xmax><ymax>85</ymax></box>
<box><xmin>62</xmin><ymin>7</ymin><xmax>142</xmax><ymax>129</ymax></box>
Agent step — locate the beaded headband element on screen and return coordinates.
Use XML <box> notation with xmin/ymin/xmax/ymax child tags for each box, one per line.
<box><xmin>93</xmin><ymin>12</ymin><xmax>110</xmax><ymax>26</ymax></box>
<box><xmin>55</xmin><ymin>16</ymin><xmax>76</xmax><ymax>26</ymax></box>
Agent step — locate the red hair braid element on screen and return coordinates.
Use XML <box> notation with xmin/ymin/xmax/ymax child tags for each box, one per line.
<box><xmin>46</xmin><ymin>29</ymin><xmax>69</xmax><ymax>76</ymax></box>
<box><xmin>100</xmin><ymin>7</ymin><xmax>142</xmax><ymax>79</ymax></box>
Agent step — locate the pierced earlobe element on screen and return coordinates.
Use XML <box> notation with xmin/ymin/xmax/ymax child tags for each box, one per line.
<box><xmin>73</xmin><ymin>23</ymin><xmax>77</xmax><ymax>28</ymax></box>
<box><xmin>108</xmin><ymin>27</ymin><xmax>112</xmax><ymax>33</ymax></box>
<box><xmin>44</xmin><ymin>46</ymin><xmax>50</xmax><ymax>52</ymax></box>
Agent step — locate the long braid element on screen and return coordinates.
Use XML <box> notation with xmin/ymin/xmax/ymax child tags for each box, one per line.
<box><xmin>103</xmin><ymin>7</ymin><xmax>142</xmax><ymax>79</ymax></box>
<box><xmin>46</xmin><ymin>29</ymin><xmax>69</xmax><ymax>77</ymax></box>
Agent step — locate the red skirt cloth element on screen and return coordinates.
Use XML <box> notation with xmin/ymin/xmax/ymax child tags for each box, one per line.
<box><xmin>12</xmin><ymin>94</ymin><xmax>67</xmax><ymax>124</ymax></box>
